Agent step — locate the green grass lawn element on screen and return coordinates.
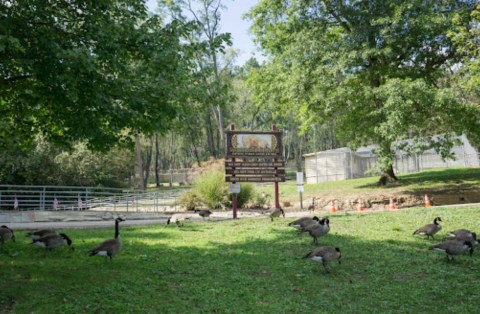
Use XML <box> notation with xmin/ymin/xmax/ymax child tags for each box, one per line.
<box><xmin>2</xmin><ymin>205</ymin><xmax>480</xmax><ymax>313</ymax></box>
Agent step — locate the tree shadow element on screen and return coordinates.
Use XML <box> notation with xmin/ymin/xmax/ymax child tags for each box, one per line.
<box><xmin>2</xmin><ymin>213</ymin><xmax>479</xmax><ymax>313</ymax></box>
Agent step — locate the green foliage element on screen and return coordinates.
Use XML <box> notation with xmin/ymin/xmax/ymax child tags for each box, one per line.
<box><xmin>193</xmin><ymin>171</ymin><xmax>229</xmax><ymax>209</ymax></box>
<box><xmin>2</xmin><ymin>206</ymin><xmax>480</xmax><ymax>312</ymax></box>
<box><xmin>250</xmin><ymin>191</ymin><xmax>272</xmax><ymax>209</ymax></box>
<box><xmin>247</xmin><ymin>0</ymin><xmax>480</xmax><ymax>177</ymax></box>
<box><xmin>0</xmin><ymin>1</ymin><xmax>195</xmax><ymax>150</ymax></box>
<box><xmin>0</xmin><ymin>137</ymin><xmax>134</xmax><ymax>186</ymax></box>
<box><xmin>236</xmin><ymin>183</ymin><xmax>255</xmax><ymax>208</ymax></box>
<box><xmin>157</xmin><ymin>0</ymin><xmax>236</xmax><ymax>158</ymax></box>
<box><xmin>178</xmin><ymin>190</ymin><xmax>201</xmax><ymax>211</ymax></box>
<box><xmin>449</xmin><ymin>3</ymin><xmax>480</xmax><ymax>108</ymax></box>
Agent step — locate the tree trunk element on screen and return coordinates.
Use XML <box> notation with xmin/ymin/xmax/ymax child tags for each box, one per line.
<box><xmin>212</xmin><ymin>104</ymin><xmax>225</xmax><ymax>155</ymax></box>
<box><xmin>378</xmin><ymin>163</ymin><xmax>398</xmax><ymax>185</ymax></box>
<box><xmin>155</xmin><ymin>134</ymin><xmax>160</xmax><ymax>187</ymax></box>
<box><xmin>142</xmin><ymin>137</ymin><xmax>153</xmax><ymax>189</ymax></box>
<box><xmin>204</xmin><ymin>111</ymin><xmax>217</xmax><ymax>157</ymax></box>
<box><xmin>134</xmin><ymin>135</ymin><xmax>144</xmax><ymax>190</ymax></box>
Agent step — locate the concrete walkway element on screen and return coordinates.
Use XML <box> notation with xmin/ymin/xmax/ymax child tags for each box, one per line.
<box><xmin>6</xmin><ymin>210</ymin><xmax>273</xmax><ymax>230</ymax></box>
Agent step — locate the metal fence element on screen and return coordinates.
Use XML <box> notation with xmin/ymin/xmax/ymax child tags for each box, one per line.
<box><xmin>305</xmin><ymin>152</ymin><xmax>480</xmax><ymax>184</ymax></box>
<box><xmin>0</xmin><ymin>185</ymin><xmax>186</xmax><ymax>212</ymax></box>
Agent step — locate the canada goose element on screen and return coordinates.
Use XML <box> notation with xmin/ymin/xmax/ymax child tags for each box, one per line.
<box><xmin>26</xmin><ymin>229</ymin><xmax>57</xmax><ymax>240</ymax></box>
<box><xmin>448</xmin><ymin>229</ymin><xmax>476</xmax><ymax>239</ymax></box>
<box><xmin>269</xmin><ymin>207</ymin><xmax>285</xmax><ymax>222</ymax></box>
<box><xmin>33</xmin><ymin>233</ymin><xmax>74</xmax><ymax>251</ymax></box>
<box><xmin>303</xmin><ymin>246</ymin><xmax>342</xmax><ymax>274</ymax></box>
<box><xmin>288</xmin><ymin>216</ymin><xmax>320</xmax><ymax>229</ymax></box>
<box><xmin>167</xmin><ymin>213</ymin><xmax>192</xmax><ymax>227</ymax></box>
<box><xmin>197</xmin><ymin>210</ymin><xmax>212</xmax><ymax>220</ymax></box>
<box><xmin>307</xmin><ymin>197</ymin><xmax>317</xmax><ymax>212</ymax></box>
<box><xmin>445</xmin><ymin>232</ymin><xmax>478</xmax><ymax>246</ymax></box>
<box><xmin>0</xmin><ymin>225</ymin><xmax>15</xmax><ymax>250</ymax></box>
<box><xmin>429</xmin><ymin>240</ymin><xmax>474</xmax><ymax>262</ymax></box>
<box><xmin>413</xmin><ymin>217</ymin><xmax>442</xmax><ymax>240</ymax></box>
<box><xmin>303</xmin><ymin>218</ymin><xmax>330</xmax><ymax>244</ymax></box>
<box><xmin>89</xmin><ymin>217</ymin><xmax>124</xmax><ymax>261</ymax></box>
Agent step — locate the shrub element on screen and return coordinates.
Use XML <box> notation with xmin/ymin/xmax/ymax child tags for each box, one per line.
<box><xmin>193</xmin><ymin>171</ymin><xmax>229</xmax><ymax>209</ymax></box>
<box><xmin>179</xmin><ymin>190</ymin><xmax>201</xmax><ymax>211</ymax></box>
<box><xmin>236</xmin><ymin>183</ymin><xmax>255</xmax><ymax>208</ymax></box>
<box><xmin>250</xmin><ymin>192</ymin><xmax>272</xmax><ymax>209</ymax></box>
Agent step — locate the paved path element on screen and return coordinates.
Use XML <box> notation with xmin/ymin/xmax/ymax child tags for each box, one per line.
<box><xmin>7</xmin><ymin>210</ymin><xmax>273</xmax><ymax>230</ymax></box>
<box><xmin>5</xmin><ymin>210</ymin><xmax>324</xmax><ymax>230</ymax></box>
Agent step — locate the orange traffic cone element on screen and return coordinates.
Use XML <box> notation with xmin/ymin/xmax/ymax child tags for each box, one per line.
<box><xmin>424</xmin><ymin>194</ymin><xmax>431</xmax><ymax>207</ymax></box>
<box><xmin>330</xmin><ymin>199</ymin><xmax>337</xmax><ymax>213</ymax></box>
<box><xmin>389</xmin><ymin>196</ymin><xmax>397</xmax><ymax>211</ymax></box>
<box><xmin>357</xmin><ymin>198</ymin><xmax>365</xmax><ymax>212</ymax></box>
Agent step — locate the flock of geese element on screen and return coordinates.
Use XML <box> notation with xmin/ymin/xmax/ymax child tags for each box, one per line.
<box><xmin>276</xmin><ymin>213</ymin><xmax>478</xmax><ymax>274</ymax></box>
<box><xmin>0</xmin><ymin>218</ymin><xmax>124</xmax><ymax>261</ymax></box>
<box><xmin>287</xmin><ymin>215</ymin><xmax>339</xmax><ymax>274</ymax></box>
<box><xmin>413</xmin><ymin>216</ymin><xmax>478</xmax><ymax>262</ymax></box>
<box><xmin>0</xmin><ymin>211</ymin><xmax>478</xmax><ymax>273</ymax></box>
<box><xmin>0</xmin><ymin>210</ymin><xmax>214</xmax><ymax>260</ymax></box>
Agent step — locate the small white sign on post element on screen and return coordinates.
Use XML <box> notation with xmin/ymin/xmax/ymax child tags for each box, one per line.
<box><xmin>229</xmin><ymin>183</ymin><xmax>241</xmax><ymax>194</ymax></box>
<box><xmin>296</xmin><ymin>172</ymin><xmax>304</xmax><ymax>185</ymax></box>
<box><xmin>296</xmin><ymin>172</ymin><xmax>305</xmax><ymax>208</ymax></box>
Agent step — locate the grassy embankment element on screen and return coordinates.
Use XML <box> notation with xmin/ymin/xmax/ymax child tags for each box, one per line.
<box><xmin>258</xmin><ymin>167</ymin><xmax>480</xmax><ymax>203</ymax></box>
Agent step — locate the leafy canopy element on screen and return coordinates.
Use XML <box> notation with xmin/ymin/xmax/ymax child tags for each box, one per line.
<box><xmin>247</xmin><ymin>0</ymin><xmax>480</xmax><ymax>175</ymax></box>
<box><xmin>0</xmin><ymin>0</ymin><xmax>193</xmax><ymax>151</ymax></box>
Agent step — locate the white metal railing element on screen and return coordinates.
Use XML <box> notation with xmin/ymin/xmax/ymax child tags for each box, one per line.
<box><xmin>0</xmin><ymin>185</ymin><xmax>186</xmax><ymax>212</ymax></box>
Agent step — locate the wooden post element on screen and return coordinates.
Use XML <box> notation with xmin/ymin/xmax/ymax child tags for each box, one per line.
<box><xmin>231</xmin><ymin>124</ymin><xmax>238</xmax><ymax>219</ymax></box>
<box><xmin>273</xmin><ymin>124</ymin><xmax>280</xmax><ymax>209</ymax></box>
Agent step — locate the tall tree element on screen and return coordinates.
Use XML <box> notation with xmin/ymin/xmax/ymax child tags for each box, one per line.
<box><xmin>449</xmin><ymin>3</ymin><xmax>480</xmax><ymax>102</ymax></box>
<box><xmin>0</xmin><ymin>1</ymin><xmax>190</xmax><ymax>151</ymax></box>
<box><xmin>158</xmin><ymin>0</ymin><xmax>235</xmax><ymax>157</ymax></box>
<box><xmin>247</xmin><ymin>0</ymin><xmax>480</xmax><ymax>184</ymax></box>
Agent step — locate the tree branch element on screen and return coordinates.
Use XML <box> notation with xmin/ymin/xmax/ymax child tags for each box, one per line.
<box><xmin>0</xmin><ymin>75</ymin><xmax>32</xmax><ymax>84</ymax></box>
<box><xmin>323</xmin><ymin>0</ymin><xmax>352</xmax><ymax>33</ymax></box>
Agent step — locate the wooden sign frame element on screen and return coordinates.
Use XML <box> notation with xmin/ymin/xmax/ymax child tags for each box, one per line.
<box><xmin>225</xmin><ymin>131</ymin><xmax>283</xmax><ymax>159</ymax></box>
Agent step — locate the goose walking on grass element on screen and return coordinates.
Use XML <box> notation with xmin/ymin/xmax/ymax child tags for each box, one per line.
<box><xmin>89</xmin><ymin>217</ymin><xmax>124</xmax><ymax>261</ymax></box>
<box><xmin>33</xmin><ymin>233</ymin><xmax>74</xmax><ymax>252</ymax></box>
<box><xmin>301</xmin><ymin>218</ymin><xmax>330</xmax><ymax>244</ymax></box>
<box><xmin>288</xmin><ymin>216</ymin><xmax>320</xmax><ymax>230</ymax></box>
<box><xmin>167</xmin><ymin>213</ymin><xmax>192</xmax><ymax>227</ymax></box>
<box><xmin>303</xmin><ymin>246</ymin><xmax>342</xmax><ymax>275</ymax></box>
<box><xmin>26</xmin><ymin>229</ymin><xmax>57</xmax><ymax>240</ymax></box>
<box><xmin>0</xmin><ymin>225</ymin><xmax>15</xmax><ymax>251</ymax></box>
<box><xmin>429</xmin><ymin>240</ymin><xmax>474</xmax><ymax>262</ymax></box>
<box><xmin>269</xmin><ymin>207</ymin><xmax>285</xmax><ymax>222</ymax></box>
<box><xmin>413</xmin><ymin>217</ymin><xmax>442</xmax><ymax>240</ymax></box>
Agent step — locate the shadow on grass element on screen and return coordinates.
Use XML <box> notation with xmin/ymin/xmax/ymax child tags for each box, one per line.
<box><xmin>1</xmin><ymin>210</ymin><xmax>480</xmax><ymax>313</ymax></box>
